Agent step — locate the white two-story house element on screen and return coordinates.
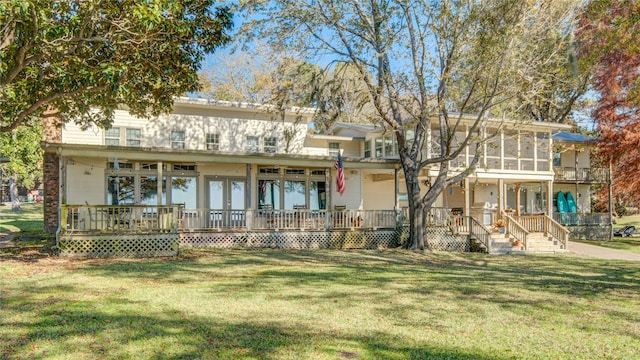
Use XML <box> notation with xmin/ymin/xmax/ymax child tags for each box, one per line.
<box><xmin>42</xmin><ymin>97</ymin><xmax>610</xmax><ymax>256</ymax></box>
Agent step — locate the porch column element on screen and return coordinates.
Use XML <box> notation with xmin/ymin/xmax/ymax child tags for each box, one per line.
<box><xmin>546</xmin><ymin>181</ymin><xmax>553</xmax><ymax>216</ymax></box>
<box><xmin>498</xmin><ymin>178</ymin><xmax>505</xmax><ymax>216</ymax></box>
<box><xmin>326</xmin><ymin>167</ymin><xmax>331</xmax><ymax>230</ymax></box>
<box><xmin>394</xmin><ymin>168</ymin><xmax>400</xmax><ymax>211</ymax></box>
<box><xmin>157</xmin><ymin>161</ymin><xmax>163</xmax><ymax>206</ymax></box>
<box><xmin>515</xmin><ymin>183</ymin><xmax>521</xmax><ymax>216</ymax></box>
<box><xmin>464</xmin><ymin>178</ymin><xmax>470</xmax><ymax>219</ymax></box>
<box><xmin>246</xmin><ymin>164</ymin><xmax>252</xmax><ymax>230</ymax></box>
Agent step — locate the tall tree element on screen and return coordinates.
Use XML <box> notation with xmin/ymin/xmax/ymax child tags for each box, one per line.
<box><xmin>239</xmin><ymin>0</ymin><xmax>584</xmax><ymax>250</ymax></box>
<box><xmin>0</xmin><ymin>123</ymin><xmax>42</xmax><ymax>210</ymax></box>
<box><xmin>577</xmin><ymin>0</ymin><xmax>640</xmax><ymax>206</ymax></box>
<box><xmin>199</xmin><ymin>49</ymin><xmax>374</xmax><ymax>131</ymax></box>
<box><xmin>0</xmin><ymin>0</ymin><xmax>232</xmax><ymax>132</ymax></box>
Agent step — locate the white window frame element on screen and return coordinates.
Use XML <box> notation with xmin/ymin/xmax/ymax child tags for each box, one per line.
<box><xmin>206</xmin><ymin>133</ymin><xmax>219</xmax><ymax>150</ymax></box>
<box><xmin>126</xmin><ymin>128</ymin><xmax>141</xmax><ymax>147</ymax></box>
<box><xmin>105</xmin><ymin>127</ymin><xmax>120</xmax><ymax>146</ymax></box>
<box><xmin>246</xmin><ymin>136</ymin><xmax>259</xmax><ymax>152</ymax></box>
<box><xmin>171</xmin><ymin>130</ymin><xmax>186</xmax><ymax>149</ymax></box>
<box><xmin>264</xmin><ymin>137</ymin><xmax>277</xmax><ymax>153</ymax></box>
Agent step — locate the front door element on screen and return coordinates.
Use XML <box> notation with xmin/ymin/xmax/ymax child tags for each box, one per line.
<box><xmin>207</xmin><ymin>178</ymin><xmax>246</xmax><ymax>227</ymax></box>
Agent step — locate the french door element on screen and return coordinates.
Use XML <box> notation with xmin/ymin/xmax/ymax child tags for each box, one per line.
<box><xmin>206</xmin><ymin>178</ymin><xmax>246</xmax><ymax>227</ymax></box>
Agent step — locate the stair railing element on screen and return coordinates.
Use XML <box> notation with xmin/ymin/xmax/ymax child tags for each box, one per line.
<box><xmin>468</xmin><ymin>216</ymin><xmax>492</xmax><ymax>253</ymax></box>
<box><xmin>505</xmin><ymin>215</ymin><xmax>530</xmax><ymax>250</ymax></box>
<box><xmin>544</xmin><ymin>215</ymin><xmax>570</xmax><ymax>250</ymax></box>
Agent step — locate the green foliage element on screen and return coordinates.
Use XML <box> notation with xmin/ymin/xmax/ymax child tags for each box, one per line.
<box><xmin>0</xmin><ymin>123</ymin><xmax>42</xmax><ymax>189</ymax></box>
<box><xmin>0</xmin><ymin>0</ymin><xmax>232</xmax><ymax>132</ymax></box>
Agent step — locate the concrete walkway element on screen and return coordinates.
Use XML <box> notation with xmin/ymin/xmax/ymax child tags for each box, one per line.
<box><xmin>569</xmin><ymin>241</ymin><xmax>640</xmax><ymax>261</ymax></box>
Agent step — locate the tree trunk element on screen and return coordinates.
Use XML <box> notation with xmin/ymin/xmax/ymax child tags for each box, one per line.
<box><xmin>9</xmin><ymin>176</ymin><xmax>21</xmax><ymax>212</ymax></box>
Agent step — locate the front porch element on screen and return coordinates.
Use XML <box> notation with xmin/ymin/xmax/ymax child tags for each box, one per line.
<box><xmin>57</xmin><ymin>205</ymin><xmax>570</xmax><ymax>257</ymax></box>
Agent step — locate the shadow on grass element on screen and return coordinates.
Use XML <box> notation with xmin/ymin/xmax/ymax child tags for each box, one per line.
<box><xmin>1</xmin><ymin>289</ymin><xmax>505</xmax><ymax>359</ymax></box>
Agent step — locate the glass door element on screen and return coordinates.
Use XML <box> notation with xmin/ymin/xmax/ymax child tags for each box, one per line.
<box><xmin>207</xmin><ymin>178</ymin><xmax>246</xmax><ymax>227</ymax></box>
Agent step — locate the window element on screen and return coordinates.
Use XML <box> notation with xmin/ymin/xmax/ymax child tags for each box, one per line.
<box><xmin>553</xmin><ymin>152</ymin><xmax>562</xmax><ymax>167</ymax></box>
<box><xmin>171</xmin><ymin>131</ymin><xmax>185</xmax><ymax>149</ymax></box>
<box><xmin>171</xmin><ymin>176</ymin><xmax>197</xmax><ymax>208</ymax></box>
<box><xmin>364</xmin><ymin>141</ymin><xmax>371</xmax><ymax>158</ymax></box>
<box><xmin>108</xmin><ymin>161</ymin><xmax>133</xmax><ymax>169</ymax></box>
<box><xmin>329</xmin><ymin>142</ymin><xmax>340</xmax><ymax>157</ymax></box>
<box><xmin>105</xmin><ymin>128</ymin><xmax>120</xmax><ymax>146</ymax></box>
<box><xmin>264</xmin><ymin>137</ymin><xmax>277</xmax><ymax>153</ymax></box>
<box><xmin>375</xmin><ymin>138</ymin><xmax>383</xmax><ymax>158</ymax></box>
<box><xmin>107</xmin><ymin>175</ymin><xmax>135</xmax><ymax>205</ymax></box>
<box><xmin>126</xmin><ymin>128</ymin><xmax>141</xmax><ymax>147</ymax></box>
<box><xmin>173</xmin><ymin>164</ymin><xmax>196</xmax><ymax>171</ymax></box>
<box><xmin>140</xmin><ymin>175</ymin><xmax>166</xmax><ymax>205</ymax></box>
<box><xmin>384</xmin><ymin>135</ymin><xmax>393</xmax><ymax>157</ymax></box>
<box><xmin>206</xmin><ymin>133</ymin><xmax>219</xmax><ymax>150</ymax></box>
<box><xmin>246</xmin><ymin>136</ymin><xmax>259</xmax><ymax>152</ymax></box>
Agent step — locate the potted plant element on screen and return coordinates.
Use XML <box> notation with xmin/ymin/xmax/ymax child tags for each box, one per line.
<box><xmin>494</xmin><ymin>218</ymin><xmax>507</xmax><ymax>234</ymax></box>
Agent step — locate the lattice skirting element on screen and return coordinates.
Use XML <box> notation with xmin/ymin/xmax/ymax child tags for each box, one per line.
<box><xmin>180</xmin><ymin>230</ymin><xmax>401</xmax><ymax>249</ymax></box>
<box><xmin>58</xmin><ymin>232</ymin><xmax>179</xmax><ymax>257</ymax></box>
<box><xmin>396</xmin><ymin>226</ymin><xmax>470</xmax><ymax>251</ymax></box>
<box><xmin>567</xmin><ymin>225</ymin><xmax>612</xmax><ymax>241</ymax></box>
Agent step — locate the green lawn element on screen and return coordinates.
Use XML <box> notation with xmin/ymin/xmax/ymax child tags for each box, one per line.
<box><xmin>0</xmin><ymin>202</ymin><xmax>44</xmax><ymax>233</ymax></box>
<box><xmin>1</xmin><ymin>249</ymin><xmax>639</xmax><ymax>359</ymax></box>
<box><xmin>574</xmin><ymin>214</ymin><xmax>640</xmax><ymax>254</ymax></box>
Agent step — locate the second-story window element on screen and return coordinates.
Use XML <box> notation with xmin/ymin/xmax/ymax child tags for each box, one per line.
<box><xmin>553</xmin><ymin>152</ymin><xmax>561</xmax><ymax>167</ymax></box>
<box><xmin>264</xmin><ymin>137</ymin><xmax>277</xmax><ymax>153</ymax></box>
<box><xmin>329</xmin><ymin>142</ymin><xmax>340</xmax><ymax>157</ymax></box>
<box><xmin>105</xmin><ymin>128</ymin><xmax>120</xmax><ymax>146</ymax></box>
<box><xmin>171</xmin><ymin>131</ymin><xmax>185</xmax><ymax>149</ymax></box>
<box><xmin>364</xmin><ymin>140</ymin><xmax>371</xmax><ymax>158</ymax></box>
<box><xmin>384</xmin><ymin>135</ymin><xmax>393</xmax><ymax>156</ymax></box>
<box><xmin>126</xmin><ymin>128</ymin><xmax>141</xmax><ymax>147</ymax></box>
<box><xmin>246</xmin><ymin>136</ymin><xmax>259</xmax><ymax>152</ymax></box>
<box><xmin>206</xmin><ymin>133</ymin><xmax>219</xmax><ymax>150</ymax></box>
<box><xmin>375</xmin><ymin>138</ymin><xmax>383</xmax><ymax>158</ymax></box>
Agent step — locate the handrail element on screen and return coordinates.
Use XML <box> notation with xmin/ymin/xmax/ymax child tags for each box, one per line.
<box><xmin>544</xmin><ymin>215</ymin><xmax>570</xmax><ymax>250</ymax></box>
<box><xmin>468</xmin><ymin>216</ymin><xmax>492</xmax><ymax>253</ymax></box>
<box><xmin>61</xmin><ymin>204</ymin><xmax>179</xmax><ymax>233</ymax></box>
<box><xmin>505</xmin><ymin>215</ymin><xmax>530</xmax><ymax>250</ymax></box>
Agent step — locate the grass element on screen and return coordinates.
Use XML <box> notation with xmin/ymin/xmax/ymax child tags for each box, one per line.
<box><xmin>1</xmin><ymin>249</ymin><xmax>639</xmax><ymax>359</ymax></box>
<box><xmin>0</xmin><ymin>202</ymin><xmax>45</xmax><ymax>233</ymax></box>
<box><xmin>573</xmin><ymin>214</ymin><xmax>640</xmax><ymax>254</ymax></box>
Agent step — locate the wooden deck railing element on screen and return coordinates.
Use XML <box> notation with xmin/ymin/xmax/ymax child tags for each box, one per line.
<box><xmin>553</xmin><ymin>167</ymin><xmax>609</xmax><ymax>183</ymax></box>
<box><xmin>468</xmin><ymin>216</ymin><xmax>492</xmax><ymax>253</ymax></box>
<box><xmin>61</xmin><ymin>205</ymin><xmax>179</xmax><ymax>233</ymax></box>
<box><xmin>505</xmin><ymin>215</ymin><xmax>530</xmax><ymax>250</ymax></box>
<box><xmin>514</xmin><ymin>214</ymin><xmax>570</xmax><ymax>250</ymax></box>
<box><xmin>544</xmin><ymin>215</ymin><xmax>570</xmax><ymax>250</ymax></box>
<box><xmin>61</xmin><ymin>206</ymin><xmax>400</xmax><ymax>233</ymax></box>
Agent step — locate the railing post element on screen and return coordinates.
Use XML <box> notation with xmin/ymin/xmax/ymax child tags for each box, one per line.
<box><xmin>246</xmin><ymin>209</ymin><xmax>252</xmax><ymax>231</ymax></box>
<box><xmin>61</xmin><ymin>204</ymin><xmax>68</xmax><ymax>232</ymax></box>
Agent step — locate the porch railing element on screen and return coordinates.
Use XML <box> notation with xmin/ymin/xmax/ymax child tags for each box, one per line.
<box><xmin>468</xmin><ymin>216</ymin><xmax>491</xmax><ymax>253</ymax></box>
<box><xmin>61</xmin><ymin>206</ymin><xmax>400</xmax><ymax>233</ymax></box>
<box><xmin>505</xmin><ymin>215</ymin><xmax>530</xmax><ymax>250</ymax></box>
<box><xmin>61</xmin><ymin>205</ymin><xmax>179</xmax><ymax>233</ymax></box>
<box><xmin>553</xmin><ymin>167</ymin><xmax>609</xmax><ymax>183</ymax></box>
<box><xmin>180</xmin><ymin>208</ymin><xmax>399</xmax><ymax>231</ymax></box>
<box><xmin>514</xmin><ymin>214</ymin><xmax>569</xmax><ymax>250</ymax></box>
<box><xmin>553</xmin><ymin>212</ymin><xmax>610</xmax><ymax>226</ymax></box>
<box><xmin>544</xmin><ymin>215</ymin><xmax>570</xmax><ymax>250</ymax></box>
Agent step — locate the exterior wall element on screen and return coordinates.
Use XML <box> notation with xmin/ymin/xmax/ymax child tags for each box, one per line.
<box><xmin>65</xmin><ymin>158</ymin><xmax>105</xmax><ymax>205</ymax></box>
<box><xmin>362</xmin><ymin>176</ymin><xmax>396</xmax><ymax>210</ymax></box>
<box><xmin>61</xmin><ymin>108</ymin><xmax>311</xmax><ymax>155</ymax></box>
<box><xmin>43</xmin><ymin>152</ymin><xmax>60</xmax><ymax>232</ymax></box>
<box><xmin>331</xmin><ymin>168</ymin><xmax>362</xmax><ymax>209</ymax></box>
<box><xmin>553</xmin><ymin>184</ymin><xmax>591</xmax><ymax>213</ymax></box>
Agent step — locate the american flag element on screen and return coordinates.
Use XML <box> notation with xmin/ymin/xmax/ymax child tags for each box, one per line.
<box><xmin>334</xmin><ymin>152</ymin><xmax>346</xmax><ymax>195</ymax></box>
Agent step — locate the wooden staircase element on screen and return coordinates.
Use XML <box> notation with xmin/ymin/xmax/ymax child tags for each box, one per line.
<box><xmin>467</xmin><ymin>214</ymin><xmax>569</xmax><ymax>255</ymax></box>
